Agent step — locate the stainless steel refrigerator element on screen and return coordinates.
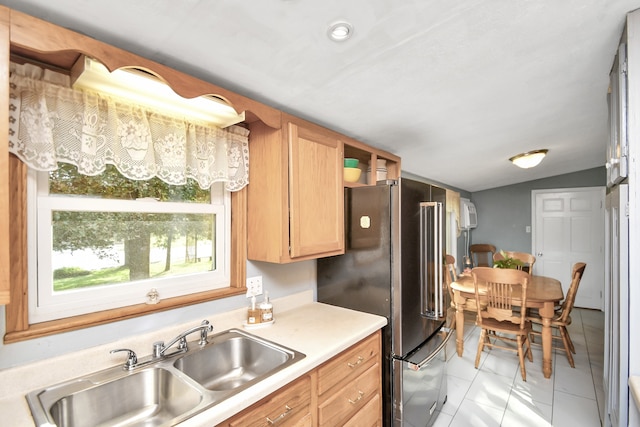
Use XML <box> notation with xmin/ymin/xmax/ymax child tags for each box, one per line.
<box><xmin>317</xmin><ymin>178</ymin><xmax>452</xmax><ymax>427</ymax></box>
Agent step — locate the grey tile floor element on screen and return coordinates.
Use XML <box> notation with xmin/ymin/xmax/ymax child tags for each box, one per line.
<box><xmin>436</xmin><ymin>308</ymin><xmax>605</xmax><ymax>426</ymax></box>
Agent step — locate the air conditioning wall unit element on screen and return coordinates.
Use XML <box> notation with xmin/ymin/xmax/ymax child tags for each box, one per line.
<box><xmin>460</xmin><ymin>198</ymin><xmax>478</xmax><ymax>229</ymax></box>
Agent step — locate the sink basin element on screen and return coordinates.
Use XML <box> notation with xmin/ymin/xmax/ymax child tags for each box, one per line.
<box><xmin>26</xmin><ymin>329</ymin><xmax>305</xmax><ymax>426</ymax></box>
<box><xmin>174</xmin><ymin>329</ymin><xmax>304</xmax><ymax>392</ymax></box>
<box><xmin>29</xmin><ymin>367</ymin><xmax>203</xmax><ymax>427</ymax></box>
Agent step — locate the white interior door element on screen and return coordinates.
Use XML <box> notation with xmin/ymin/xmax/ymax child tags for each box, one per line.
<box><xmin>532</xmin><ymin>187</ymin><xmax>605</xmax><ymax>310</ymax></box>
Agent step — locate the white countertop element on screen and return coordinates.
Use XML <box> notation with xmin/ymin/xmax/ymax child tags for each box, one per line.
<box><xmin>630</xmin><ymin>376</ymin><xmax>640</xmax><ymax>413</ymax></box>
<box><xmin>0</xmin><ymin>291</ymin><xmax>387</xmax><ymax>426</ymax></box>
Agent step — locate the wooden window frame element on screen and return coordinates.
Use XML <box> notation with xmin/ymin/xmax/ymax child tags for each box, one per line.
<box><xmin>4</xmin><ymin>154</ymin><xmax>247</xmax><ymax>343</ymax></box>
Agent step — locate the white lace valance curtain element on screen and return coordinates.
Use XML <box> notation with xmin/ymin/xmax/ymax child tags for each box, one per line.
<box><xmin>8</xmin><ymin>62</ymin><xmax>249</xmax><ymax>191</ymax></box>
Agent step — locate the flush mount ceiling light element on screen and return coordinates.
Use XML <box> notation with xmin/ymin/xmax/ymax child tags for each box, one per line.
<box><xmin>327</xmin><ymin>21</ymin><xmax>354</xmax><ymax>42</ymax></box>
<box><xmin>509</xmin><ymin>149</ymin><xmax>549</xmax><ymax>169</ymax></box>
<box><xmin>71</xmin><ymin>56</ymin><xmax>245</xmax><ymax>128</ymax></box>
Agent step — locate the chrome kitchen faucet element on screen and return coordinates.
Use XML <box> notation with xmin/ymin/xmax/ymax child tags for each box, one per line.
<box><xmin>110</xmin><ymin>320</ymin><xmax>213</xmax><ymax>370</ymax></box>
<box><xmin>153</xmin><ymin>320</ymin><xmax>213</xmax><ymax>358</ymax></box>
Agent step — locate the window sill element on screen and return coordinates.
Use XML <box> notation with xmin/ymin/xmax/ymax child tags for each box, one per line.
<box><xmin>4</xmin><ymin>287</ymin><xmax>246</xmax><ymax>344</ymax></box>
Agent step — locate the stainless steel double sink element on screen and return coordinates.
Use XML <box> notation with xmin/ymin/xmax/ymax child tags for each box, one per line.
<box><xmin>26</xmin><ymin>328</ymin><xmax>305</xmax><ymax>427</ymax></box>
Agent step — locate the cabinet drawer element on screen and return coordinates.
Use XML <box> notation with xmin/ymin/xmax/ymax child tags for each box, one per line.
<box><xmin>317</xmin><ymin>333</ymin><xmax>379</xmax><ymax>395</ymax></box>
<box><xmin>226</xmin><ymin>376</ymin><xmax>311</xmax><ymax>427</ymax></box>
<box><xmin>343</xmin><ymin>393</ymin><xmax>381</xmax><ymax>427</ymax></box>
<box><xmin>318</xmin><ymin>363</ymin><xmax>380</xmax><ymax>426</ymax></box>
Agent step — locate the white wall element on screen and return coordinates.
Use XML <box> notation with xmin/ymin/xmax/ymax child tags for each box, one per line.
<box><xmin>470</xmin><ymin>167</ymin><xmax>606</xmax><ymax>253</ymax></box>
<box><xmin>0</xmin><ymin>260</ymin><xmax>316</xmax><ymax>370</ymax></box>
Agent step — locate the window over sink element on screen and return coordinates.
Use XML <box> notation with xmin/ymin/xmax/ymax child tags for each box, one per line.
<box><xmin>28</xmin><ymin>163</ymin><xmax>230</xmax><ymax>323</ymax></box>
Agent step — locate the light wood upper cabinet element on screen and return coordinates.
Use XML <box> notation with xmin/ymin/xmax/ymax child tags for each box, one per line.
<box><xmin>247</xmin><ymin>114</ymin><xmax>345</xmax><ymax>263</ymax></box>
<box><xmin>247</xmin><ymin>113</ymin><xmax>401</xmax><ymax>264</ymax></box>
<box><xmin>288</xmin><ymin>120</ymin><xmax>344</xmax><ymax>258</ymax></box>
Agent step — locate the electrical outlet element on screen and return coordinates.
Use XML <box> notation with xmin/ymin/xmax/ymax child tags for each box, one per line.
<box><xmin>246</xmin><ymin>276</ymin><xmax>263</xmax><ymax>297</ymax></box>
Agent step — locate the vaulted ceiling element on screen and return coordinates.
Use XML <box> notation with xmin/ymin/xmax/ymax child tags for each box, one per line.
<box><xmin>3</xmin><ymin>0</ymin><xmax>638</xmax><ymax>191</ymax></box>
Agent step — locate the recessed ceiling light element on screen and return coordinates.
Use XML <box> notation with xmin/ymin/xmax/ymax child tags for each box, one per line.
<box><xmin>328</xmin><ymin>21</ymin><xmax>353</xmax><ymax>42</ymax></box>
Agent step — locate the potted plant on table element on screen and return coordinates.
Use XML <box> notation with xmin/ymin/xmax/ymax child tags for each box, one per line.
<box><xmin>493</xmin><ymin>250</ymin><xmax>524</xmax><ymax>269</ymax></box>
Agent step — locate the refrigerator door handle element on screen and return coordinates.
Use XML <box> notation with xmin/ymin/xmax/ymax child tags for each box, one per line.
<box><xmin>420</xmin><ymin>201</ymin><xmax>444</xmax><ymax>319</ymax></box>
<box><xmin>407</xmin><ymin>329</ymin><xmax>453</xmax><ymax>371</ymax></box>
<box><xmin>435</xmin><ymin>202</ymin><xmax>443</xmax><ymax>317</ymax></box>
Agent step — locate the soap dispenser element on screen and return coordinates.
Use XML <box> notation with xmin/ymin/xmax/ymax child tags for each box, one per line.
<box><xmin>260</xmin><ymin>291</ymin><xmax>273</xmax><ymax>323</ymax></box>
<box><xmin>247</xmin><ymin>294</ymin><xmax>260</xmax><ymax>324</ymax></box>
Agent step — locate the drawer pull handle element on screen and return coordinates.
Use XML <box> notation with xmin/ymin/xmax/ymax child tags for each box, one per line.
<box><xmin>349</xmin><ymin>390</ymin><xmax>365</xmax><ymax>405</ymax></box>
<box><xmin>347</xmin><ymin>356</ymin><xmax>364</xmax><ymax>368</ymax></box>
<box><xmin>266</xmin><ymin>405</ymin><xmax>292</xmax><ymax>425</ymax></box>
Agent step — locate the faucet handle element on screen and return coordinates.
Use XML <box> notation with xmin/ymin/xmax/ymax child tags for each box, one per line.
<box><xmin>177</xmin><ymin>337</ymin><xmax>188</xmax><ymax>350</ymax></box>
<box><xmin>152</xmin><ymin>341</ymin><xmax>165</xmax><ymax>358</ymax></box>
<box><xmin>199</xmin><ymin>320</ymin><xmax>213</xmax><ymax>346</ymax></box>
<box><xmin>110</xmin><ymin>348</ymin><xmax>138</xmax><ymax>370</ymax></box>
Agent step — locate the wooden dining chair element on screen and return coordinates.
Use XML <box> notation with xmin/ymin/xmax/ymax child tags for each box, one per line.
<box><xmin>470</xmin><ymin>244</ymin><xmax>496</xmax><ymax>267</ymax></box>
<box><xmin>444</xmin><ymin>255</ymin><xmax>458</xmax><ymax>298</ymax></box>
<box><xmin>472</xmin><ymin>267</ymin><xmax>533</xmax><ymax>381</ymax></box>
<box><xmin>444</xmin><ymin>254</ymin><xmax>458</xmax><ymax>329</ymax></box>
<box><xmin>529</xmin><ymin>262</ymin><xmax>587</xmax><ymax>368</ymax></box>
<box><xmin>493</xmin><ymin>251</ymin><xmax>536</xmax><ymax>275</ymax></box>
<box><xmin>444</xmin><ymin>254</ymin><xmax>486</xmax><ymax>330</ymax></box>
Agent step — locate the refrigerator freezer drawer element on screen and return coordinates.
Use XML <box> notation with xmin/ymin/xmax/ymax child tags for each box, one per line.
<box><xmin>393</xmin><ymin>330</ymin><xmax>451</xmax><ymax>427</ymax></box>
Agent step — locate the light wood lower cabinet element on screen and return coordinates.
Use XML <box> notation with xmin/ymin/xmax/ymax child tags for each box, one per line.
<box><xmin>317</xmin><ymin>363</ymin><xmax>381</xmax><ymax>426</ymax></box>
<box><xmin>317</xmin><ymin>332</ymin><xmax>382</xmax><ymax>426</ymax></box>
<box><xmin>217</xmin><ymin>330</ymin><xmax>382</xmax><ymax>427</ymax></box>
<box><xmin>220</xmin><ymin>375</ymin><xmax>313</xmax><ymax>427</ymax></box>
<box><xmin>342</xmin><ymin>393</ymin><xmax>381</xmax><ymax>427</ymax></box>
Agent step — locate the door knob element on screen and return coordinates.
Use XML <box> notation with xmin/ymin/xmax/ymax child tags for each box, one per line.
<box><xmin>537</xmin><ymin>252</ymin><xmax>543</xmax><ymax>257</ymax></box>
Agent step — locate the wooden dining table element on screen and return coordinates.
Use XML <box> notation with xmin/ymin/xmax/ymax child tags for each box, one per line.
<box><xmin>450</xmin><ymin>273</ymin><xmax>564</xmax><ymax>378</ymax></box>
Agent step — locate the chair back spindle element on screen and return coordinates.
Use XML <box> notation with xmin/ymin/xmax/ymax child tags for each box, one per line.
<box><xmin>475</xmin><ymin>270</ymin><xmax>528</xmax><ymax>325</ymax></box>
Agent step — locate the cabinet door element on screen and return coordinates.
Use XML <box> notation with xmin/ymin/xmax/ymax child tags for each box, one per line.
<box><xmin>288</xmin><ymin>121</ymin><xmax>344</xmax><ymax>258</ymax></box>
<box><xmin>317</xmin><ymin>332</ymin><xmax>379</xmax><ymax>395</ymax></box>
<box><xmin>316</xmin><ymin>332</ymin><xmax>382</xmax><ymax>426</ymax></box>
<box><xmin>225</xmin><ymin>375</ymin><xmax>312</xmax><ymax>427</ymax></box>
<box><xmin>343</xmin><ymin>393</ymin><xmax>381</xmax><ymax>427</ymax></box>
<box><xmin>318</xmin><ymin>363</ymin><xmax>380</xmax><ymax>426</ymax></box>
